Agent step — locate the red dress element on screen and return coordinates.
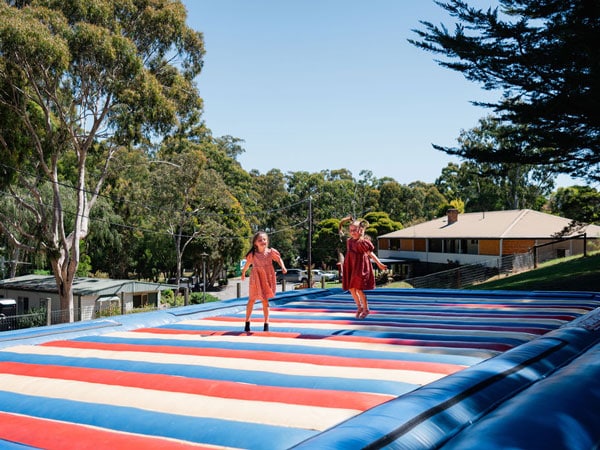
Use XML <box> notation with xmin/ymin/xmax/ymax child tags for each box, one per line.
<box><xmin>342</xmin><ymin>238</ymin><xmax>375</xmax><ymax>291</ymax></box>
<box><xmin>248</xmin><ymin>248</ymin><xmax>280</xmax><ymax>301</ymax></box>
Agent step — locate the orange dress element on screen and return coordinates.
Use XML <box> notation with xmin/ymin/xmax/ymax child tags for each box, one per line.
<box><xmin>342</xmin><ymin>237</ymin><xmax>375</xmax><ymax>291</ymax></box>
<box><xmin>248</xmin><ymin>248</ymin><xmax>280</xmax><ymax>301</ymax></box>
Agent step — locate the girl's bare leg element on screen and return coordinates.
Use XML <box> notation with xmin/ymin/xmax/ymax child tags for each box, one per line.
<box><xmin>244</xmin><ymin>299</ymin><xmax>256</xmax><ymax>331</ymax></box>
<box><xmin>261</xmin><ymin>298</ymin><xmax>270</xmax><ymax>324</ymax></box>
<box><xmin>357</xmin><ymin>291</ymin><xmax>370</xmax><ymax>318</ymax></box>
<box><xmin>349</xmin><ymin>288</ymin><xmax>363</xmax><ymax>317</ymax></box>
<box><xmin>245</xmin><ymin>298</ymin><xmax>256</xmax><ymax>322</ymax></box>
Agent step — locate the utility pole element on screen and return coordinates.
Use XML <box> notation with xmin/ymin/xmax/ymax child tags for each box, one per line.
<box><xmin>307</xmin><ymin>196</ymin><xmax>312</xmax><ymax>287</ymax></box>
<box><xmin>201</xmin><ymin>252</ymin><xmax>208</xmax><ymax>303</ymax></box>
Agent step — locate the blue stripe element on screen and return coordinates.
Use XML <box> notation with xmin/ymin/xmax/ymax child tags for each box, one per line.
<box><xmin>0</xmin><ymin>391</ymin><xmax>316</xmax><ymax>450</ymax></box>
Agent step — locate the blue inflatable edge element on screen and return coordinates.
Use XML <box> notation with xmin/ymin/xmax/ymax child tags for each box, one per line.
<box><xmin>290</xmin><ymin>306</ymin><xmax>600</xmax><ymax>450</ymax></box>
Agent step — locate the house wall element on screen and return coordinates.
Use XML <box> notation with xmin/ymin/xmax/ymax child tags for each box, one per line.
<box><xmin>379</xmin><ymin>249</ymin><xmax>500</xmax><ymax>267</ymax></box>
<box><xmin>0</xmin><ymin>288</ymin><xmax>160</xmax><ymax>321</ymax></box>
<box><xmin>0</xmin><ymin>289</ymin><xmax>59</xmax><ymax>315</ymax></box>
<box><xmin>479</xmin><ymin>239</ymin><xmax>500</xmax><ymax>255</ymax></box>
<box><xmin>501</xmin><ymin>239</ymin><xmax>535</xmax><ymax>255</ymax></box>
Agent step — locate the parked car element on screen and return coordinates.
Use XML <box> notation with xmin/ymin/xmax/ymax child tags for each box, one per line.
<box><xmin>311</xmin><ymin>270</ymin><xmax>337</xmax><ymax>282</ymax></box>
<box><xmin>276</xmin><ymin>269</ymin><xmax>308</xmax><ymax>284</ymax></box>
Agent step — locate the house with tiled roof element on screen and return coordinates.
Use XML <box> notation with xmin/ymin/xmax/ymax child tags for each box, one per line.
<box><xmin>377</xmin><ymin>209</ymin><xmax>600</xmax><ymax>278</ymax></box>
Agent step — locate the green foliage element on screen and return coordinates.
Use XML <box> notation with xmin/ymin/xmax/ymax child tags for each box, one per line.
<box><xmin>435</xmin><ymin>118</ymin><xmax>556</xmax><ymax>213</ymax></box>
<box><xmin>363</xmin><ymin>212</ymin><xmax>402</xmax><ymax>241</ymax></box>
<box><xmin>312</xmin><ymin>218</ymin><xmax>343</xmax><ymax>269</ymax></box>
<box><xmin>468</xmin><ymin>253</ymin><xmax>600</xmax><ymax>292</ymax></box>
<box><xmin>549</xmin><ymin>186</ymin><xmax>600</xmax><ymax>224</ymax></box>
<box><xmin>0</xmin><ymin>0</ymin><xmax>207</xmax><ymax>319</ymax></box>
<box><xmin>1</xmin><ymin>0</ymin><xmax>597</xmax><ymax>300</ymax></box>
<box><xmin>16</xmin><ymin>306</ymin><xmax>47</xmax><ymax>329</ymax></box>
<box><xmin>410</xmin><ymin>1</ymin><xmax>600</xmax><ymax>181</ymax></box>
<box><xmin>190</xmin><ymin>292</ymin><xmax>219</xmax><ymax>304</ymax></box>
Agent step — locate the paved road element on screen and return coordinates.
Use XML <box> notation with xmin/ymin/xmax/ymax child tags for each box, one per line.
<box><xmin>209</xmin><ymin>277</ymin><xmax>287</xmax><ymax>301</ymax></box>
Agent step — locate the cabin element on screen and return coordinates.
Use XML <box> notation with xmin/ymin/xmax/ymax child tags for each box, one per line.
<box><xmin>0</xmin><ymin>274</ymin><xmax>176</xmax><ymax>322</ymax></box>
<box><xmin>378</xmin><ymin>209</ymin><xmax>600</xmax><ymax>278</ymax></box>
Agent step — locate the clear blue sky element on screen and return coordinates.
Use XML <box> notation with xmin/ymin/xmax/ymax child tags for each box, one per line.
<box><xmin>182</xmin><ymin>1</ymin><xmax>576</xmax><ymax>187</ymax></box>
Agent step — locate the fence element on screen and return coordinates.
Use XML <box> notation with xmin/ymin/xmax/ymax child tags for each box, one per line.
<box><xmin>0</xmin><ymin>311</ymin><xmax>47</xmax><ymax>331</ymax></box>
<box><xmin>404</xmin><ymin>252</ymin><xmax>535</xmax><ymax>289</ymax></box>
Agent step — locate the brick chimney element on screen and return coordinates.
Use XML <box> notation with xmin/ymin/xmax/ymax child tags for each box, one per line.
<box><xmin>447</xmin><ymin>208</ymin><xmax>459</xmax><ymax>225</ymax></box>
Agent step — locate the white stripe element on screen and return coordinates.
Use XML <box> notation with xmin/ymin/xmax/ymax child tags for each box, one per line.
<box><xmin>0</xmin><ymin>373</ymin><xmax>356</xmax><ymax>431</ymax></box>
<box><xmin>3</xmin><ymin>345</ymin><xmax>447</xmax><ymax>385</ymax></box>
<box><xmin>108</xmin><ymin>329</ymin><xmax>495</xmax><ymax>359</ymax></box>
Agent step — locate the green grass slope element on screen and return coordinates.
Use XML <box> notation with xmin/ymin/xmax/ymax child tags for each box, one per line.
<box><xmin>467</xmin><ymin>253</ymin><xmax>600</xmax><ymax>292</ymax></box>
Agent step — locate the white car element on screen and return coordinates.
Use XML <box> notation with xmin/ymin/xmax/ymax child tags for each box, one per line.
<box><xmin>311</xmin><ymin>270</ymin><xmax>337</xmax><ymax>282</ymax></box>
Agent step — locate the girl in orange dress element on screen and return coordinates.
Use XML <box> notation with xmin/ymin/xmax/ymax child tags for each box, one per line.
<box><xmin>241</xmin><ymin>231</ymin><xmax>287</xmax><ymax>332</ymax></box>
<box><xmin>339</xmin><ymin>216</ymin><xmax>387</xmax><ymax>319</ymax></box>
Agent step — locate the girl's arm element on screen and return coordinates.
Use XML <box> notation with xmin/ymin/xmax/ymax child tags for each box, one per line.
<box><xmin>369</xmin><ymin>252</ymin><xmax>388</xmax><ymax>271</ymax></box>
<box><xmin>272</xmin><ymin>249</ymin><xmax>287</xmax><ymax>273</ymax></box>
<box><xmin>339</xmin><ymin>215</ymin><xmax>352</xmax><ymax>237</ymax></box>
<box><xmin>240</xmin><ymin>255</ymin><xmax>253</xmax><ymax>281</ymax></box>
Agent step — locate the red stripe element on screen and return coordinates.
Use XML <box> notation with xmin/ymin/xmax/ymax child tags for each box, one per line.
<box><xmin>0</xmin><ymin>361</ymin><xmax>392</xmax><ymax>410</ymax></box>
<box><xmin>134</xmin><ymin>327</ymin><xmax>513</xmax><ymax>351</ymax></box>
<box><xmin>0</xmin><ymin>411</ymin><xmax>209</xmax><ymax>450</ymax></box>
<box><xmin>208</xmin><ymin>316</ymin><xmax>550</xmax><ymax>335</ymax></box>
<box><xmin>42</xmin><ymin>339</ymin><xmax>465</xmax><ymax>374</ymax></box>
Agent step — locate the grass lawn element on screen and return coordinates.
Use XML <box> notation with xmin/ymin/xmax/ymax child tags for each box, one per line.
<box><xmin>380</xmin><ymin>252</ymin><xmax>600</xmax><ymax>292</ymax></box>
<box><xmin>466</xmin><ymin>252</ymin><xmax>600</xmax><ymax>291</ymax></box>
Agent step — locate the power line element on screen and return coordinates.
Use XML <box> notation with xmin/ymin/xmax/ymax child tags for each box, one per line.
<box><xmin>0</xmin><ymin>163</ymin><xmax>313</xmax><ymax>241</ymax></box>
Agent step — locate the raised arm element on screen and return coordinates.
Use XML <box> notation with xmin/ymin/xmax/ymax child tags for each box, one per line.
<box><xmin>339</xmin><ymin>215</ymin><xmax>353</xmax><ymax>236</ymax></box>
<box><xmin>240</xmin><ymin>254</ymin><xmax>252</xmax><ymax>281</ymax></box>
<box><xmin>369</xmin><ymin>252</ymin><xmax>388</xmax><ymax>271</ymax></box>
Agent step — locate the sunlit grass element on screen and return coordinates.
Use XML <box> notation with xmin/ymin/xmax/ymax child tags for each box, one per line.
<box><xmin>467</xmin><ymin>252</ymin><xmax>600</xmax><ymax>291</ymax></box>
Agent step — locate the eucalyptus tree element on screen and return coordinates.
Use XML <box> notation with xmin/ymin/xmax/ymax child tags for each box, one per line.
<box><xmin>363</xmin><ymin>212</ymin><xmax>402</xmax><ymax>243</ymax></box>
<box><xmin>549</xmin><ymin>186</ymin><xmax>600</xmax><ymax>224</ymax></box>
<box><xmin>311</xmin><ymin>218</ymin><xmax>341</xmax><ymax>270</ymax></box>
<box><xmin>380</xmin><ymin>181</ymin><xmax>446</xmax><ymax>226</ymax></box>
<box><xmin>248</xmin><ymin>169</ymin><xmax>297</xmax><ymax>266</ymax></box>
<box><xmin>314</xmin><ymin>169</ymin><xmax>356</xmax><ymax>220</ymax></box>
<box><xmin>0</xmin><ymin>0</ymin><xmax>204</xmax><ymax>321</ymax></box>
<box><xmin>435</xmin><ymin>117</ymin><xmax>556</xmax><ymax>212</ymax></box>
<box><xmin>378</xmin><ymin>180</ymin><xmax>407</xmax><ymax>224</ymax></box>
<box><xmin>193</xmin><ymin>136</ymin><xmax>253</xmax><ymax>280</ymax></box>
<box><xmin>87</xmin><ymin>147</ymin><xmax>154</xmax><ymax>279</ymax></box>
<box><xmin>150</xmin><ymin>146</ymin><xmax>206</xmax><ymax>290</ymax></box>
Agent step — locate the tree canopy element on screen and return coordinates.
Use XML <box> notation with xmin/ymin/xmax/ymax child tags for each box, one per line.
<box><xmin>410</xmin><ymin>0</ymin><xmax>600</xmax><ymax>181</ymax></box>
<box><xmin>0</xmin><ymin>0</ymin><xmax>205</xmax><ymax>320</ymax></box>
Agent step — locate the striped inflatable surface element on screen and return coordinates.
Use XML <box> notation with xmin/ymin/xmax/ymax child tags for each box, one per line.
<box><xmin>0</xmin><ymin>288</ymin><xmax>599</xmax><ymax>449</ymax></box>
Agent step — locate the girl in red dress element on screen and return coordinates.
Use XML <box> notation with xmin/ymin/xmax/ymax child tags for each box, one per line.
<box><xmin>241</xmin><ymin>231</ymin><xmax>287</xmax><ymax>332</ymax></box>
<box><xmin>339</xmin><ymin>216</ymin><xmax>387</xmax><ymax>319</ymax></box>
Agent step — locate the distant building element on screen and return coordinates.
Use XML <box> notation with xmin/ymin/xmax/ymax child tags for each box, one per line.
<box><xmin>0</xmin><ymin>275</ymin><xmax>176</xmax><ymax>321</ymax></box>
<box><xmin>378</xmin><ymin>209</ymin><xmax>600</xmax><ymax>278</ymax></box>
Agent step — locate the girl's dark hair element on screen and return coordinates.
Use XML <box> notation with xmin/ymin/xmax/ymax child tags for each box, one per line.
<box><xmin>245</xmin><ymin>231</ymin><xmax>268</xmax><ymax>257</ymax></box>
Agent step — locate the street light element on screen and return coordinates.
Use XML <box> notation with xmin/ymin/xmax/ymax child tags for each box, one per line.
<box><xmin>201</xmin><ymin>252</ymin><xmax>208</xmax><ymax>303</ymax></box>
